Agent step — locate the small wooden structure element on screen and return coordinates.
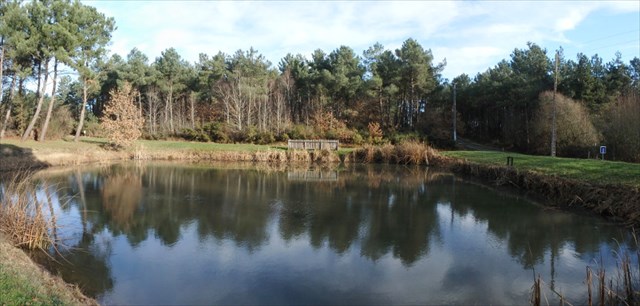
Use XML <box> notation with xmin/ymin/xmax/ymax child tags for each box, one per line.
<box><xmin>287</xmin><ymin>170</ymin><xmax>338</xmax><ymax>182</ymax></box>
<box><xmin>288</xmin><ymin>139</ymin><xmax>339</xmax><ymax>151</ymax></box>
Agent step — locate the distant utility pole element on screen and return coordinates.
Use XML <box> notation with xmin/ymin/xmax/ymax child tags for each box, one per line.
<box><xmin>551</xmin><ymin>50</ymin><xmax>559</xmax><ymax>157</ymax></box>
<box><xmin>452</xmin><ymin>83</ymin><xmax>457</xmax><ymax>143</ymax></box>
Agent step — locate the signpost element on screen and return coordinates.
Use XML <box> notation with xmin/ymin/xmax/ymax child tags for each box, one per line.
<box><xmin>600</xmin><ymin>146</ymin><xmax>606</xmax><ymax>161</ymax></box>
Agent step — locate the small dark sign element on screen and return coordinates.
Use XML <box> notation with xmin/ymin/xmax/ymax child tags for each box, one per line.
<box><xmin>600</xmin><ymin>146</ymin><xmax>606</xmax><ymax>155</ymax></box>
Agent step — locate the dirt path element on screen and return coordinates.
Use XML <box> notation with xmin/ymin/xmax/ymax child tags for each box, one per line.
<box><xmin>455</xmin><ymin>137</ymin><xmax>502</xmax><ymax>151</ymax></box>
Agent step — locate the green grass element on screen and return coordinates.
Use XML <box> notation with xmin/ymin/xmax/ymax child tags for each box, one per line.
<box><xmin>0</xmin><ymin>265</ymin><xmax>64</xmax><ymax>305</ymax></box>
<box><xmin>1</xmin><ymin>136</ymin><xmax>356</xmax><ymax>157</ymax></box>
<box><xmin>1</xmin><ymin>137</ymin><xmax>100</xmax><ymax>152</ymax></box>
<box><xmin>137</xmin><ymin>139</ymin><xmax>357</xmax><ymax>155</ymax></box>
<box><xmin>442</xmin><ymin>151</ymin><xmax>640</xmax><ymax>187</ymax></box>
<box><xmin>137</xmin><ymin>139</ymin><xmax>277</xmax><ymax>152</ymax></box>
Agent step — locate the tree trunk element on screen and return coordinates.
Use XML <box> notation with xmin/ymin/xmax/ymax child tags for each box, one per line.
<box><xmin>74</xmin><ymin>78</ymin><xmax>89</xmax><ymax>142</ymax></box>
<box><xmin>0</xmin><ymin>103</ymin><xmax>11</xmax><ymax>140</ymax></box>
<box><xmin>0</xmin><ymin>40</ymin><xmax>4</xmax><ymax>103</ymax></box>
<box><xmin>147</xmin><ymin>88</ymin><xmax>154</xmax><ymax>134</ymax></box>
<box><xmin>0</xmin><ymin>76</ymin><xmax>16</xmax><ymax>139</ymax></box>
<box><xmin>190</xmin><ymin>92</ymin><xmax>195</xmax><ymax>129</ymax></box>
<box><xmin>168</xmin><ymin>82</ymin><xmax>174</xmax><ymax>133</ymax></box>
<box><xmin>138</xmin><ymin>91</ymin><xmax>142</xmax><ymax>120</ymax></box>
<box><xmin>22</xmin><ymin>60</ymin><xmax>49</xmax><ymax>141</ymax></box>
<box><xmin>39</xmin><ymin>59</ymin><xmax>59</xmax><ymax>142</ymax></box>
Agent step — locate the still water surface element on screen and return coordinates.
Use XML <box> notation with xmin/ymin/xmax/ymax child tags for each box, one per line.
<box><xmin>30</xmin><ymin>162</ymin><xmax>632</xmax><ymax>305</ymax></box>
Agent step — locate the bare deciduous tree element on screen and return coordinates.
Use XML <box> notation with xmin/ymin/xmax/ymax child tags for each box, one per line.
<box><xmin>101</xmin><ymin>83</ymin><xmax>145</xmax><ymax>148</ymax></box>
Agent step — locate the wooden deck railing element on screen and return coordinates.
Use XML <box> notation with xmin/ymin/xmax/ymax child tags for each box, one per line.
<box><xmin>287</xmin><ymin>170</ymin><xmax>338</xmax><ymax>181</ymax></box>
<box><xmin>288</xmin><ymin>139</ymin><xmax>339</xmax><ymax>151</ymax></box>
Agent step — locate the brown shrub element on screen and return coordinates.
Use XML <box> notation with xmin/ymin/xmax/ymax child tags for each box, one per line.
<box><xmin>350</xmin><ymin>141</ymin><xmax>436</xmax><ymax>165</ymax></box>
<box><xmin>0</xmin><ymin>175</ymin><xmax>53</xmax><ymax>250</ymax></box>
<box><xmin>533</xmin><ymin>91</ymin><xmax>600</xmax><ymax>157</ymax></box>
<box><xmin>101</xmin><ymin>83</ymin><xmax>145</xmax><ymax>148</ymax></box>
<box><xmin>599</xmin><ymin>92</ymin><xmax>640</xmax><ymax>162</ymax></box>
<box><xmin>367</xmin><ymin>122</ymin><xmax>384</xmax><ymax>145</ymax></box>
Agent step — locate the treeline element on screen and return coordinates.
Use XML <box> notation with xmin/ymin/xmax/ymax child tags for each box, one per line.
<box><xmin>0</xmin><ymin>0</ymin><xmax>114</xmax><ymax>142</ymax></box>
<box><xmin>1</xmin><ymin>1</ymin><xmax>639</xmax><ymax>161</ymax></box>
<box><xmin>64</xmin><ymin>39</ymin><xmax>445</xmax><ymax>146</ymax></box>
<box><xmin>453</xmin><ymin>43</ymin><xmax>640</xmax><ymax>161</ymax></box>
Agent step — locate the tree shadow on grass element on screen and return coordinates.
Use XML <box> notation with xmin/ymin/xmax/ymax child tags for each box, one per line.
<box><xmin>62</xmin><ymin>137</ymin><xmax>120</xmax><ymax>151</ymax></box>
<box><xmin>0</xmin><ymin>143</ymin><xmax>50</xmax><ymax>173</ymax></box>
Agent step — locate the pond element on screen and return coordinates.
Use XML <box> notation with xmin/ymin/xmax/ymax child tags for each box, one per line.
<box><xmin>26</xmin><ymin>162</ymin><xmax>634</xmax><ymax>305</ymax></box>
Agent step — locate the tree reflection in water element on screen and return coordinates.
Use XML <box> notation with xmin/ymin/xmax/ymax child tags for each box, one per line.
<box><xmin>29</xmin><ymin>162</ymin><xmax>633</xmax><ymax>302</ymax></box>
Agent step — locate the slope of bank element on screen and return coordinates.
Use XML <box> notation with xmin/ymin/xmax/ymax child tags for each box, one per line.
<box><xmin>1</xmin><ymin>138</ymin><xmax>639</xmax><ymax>304</ymax></box>
<box><xmin>0</xmin><ymin>137</ymin><xmax>355</xmax><ymax>171</ymax></box>
<box><xmin>438</xmin><ymin>151</ymin><xmax>640</xmax><ymax>225</ymax></box>
<box><xmin>0</xmin><ymin>234</ymin><xmax>97</xmax><ymax>305</ymax></box>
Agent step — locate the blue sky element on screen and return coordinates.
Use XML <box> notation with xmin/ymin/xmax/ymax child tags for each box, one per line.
<box><xmin>84</xmin><ymin>0</ymin><xmax>640</xmax><ymax>81</ymax></box>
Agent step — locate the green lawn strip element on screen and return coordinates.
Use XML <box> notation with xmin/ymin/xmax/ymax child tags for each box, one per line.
<box><xmin>1</xmin><ymin>137</ymin><xmax>354</xmax><ymax>156</ymax></box>
<box><xmin>442</xmin><ymin>151</ymin><xmax>640</xmax><ymax>187</ymax></box>
<box><xmin>1</xmin><ymin>137</ymin><xmax>99</xmax><ymax>152</ymax></box>
<box><xmin>136</xmin><ymin>139</ymin><xmax>277</xmax><ymax>152</ymax></box>
<box><xmin>0</xmin><ymin>265</ymin><xmax>64</xmax><ymax>305</ymax></box>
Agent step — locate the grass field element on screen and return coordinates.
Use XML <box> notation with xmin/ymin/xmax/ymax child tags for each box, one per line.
<box><xmin>0</xmin><ymin>265</ymin><xmax>63</xmax><ymax>305</ymax></box>
<box><xmin>0</xmin><ymin>234</ymin><xmax>95</xmax><ymax>305</ymax></box>
<box><xmin>0</xmin><ymin>137</ymin><xmax>356</xmax><ymax>171</ymax></box>
<box><xmin>442</xmin><ymin>150</ymin><xmax>640</xmax><ymax>187</ymax></box>
<box><xmin>1</xmin><ymin>137</ymin><xmax>636</xmax><ymax>187</ymax></box>
<box><xmin>0</xmin><ymin>136</ymin><xmax>356</xmax><ymax>153</ymax></box>
<box><xmin>0</xmin><ymin>136</ymin><xmax>276</xmax><ymax>152</ymax></box>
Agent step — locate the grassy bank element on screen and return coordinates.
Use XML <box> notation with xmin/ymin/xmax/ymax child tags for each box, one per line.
<box><xmin>0</xmin><ymin>234</ymin><xmax>97</xmax><ymax>305</ymax></box>
<box><xmin>0</xmin><ymin>137</ymin><xmax>356</xmax><ymax>171</ymax></box>
<box><xmin>0</xmin><ymin>172</ymin><xmax>96</xmax><ymax>305</ymax></box>
<box><xmin>442</xmin><ymin>151</ymin><xmax>640</xmax><ymax>188</ymax></box>
<box><xmin>439</xmin><ymin>150</ymin><xmax>640</xmax><ymax>225</ymax></box>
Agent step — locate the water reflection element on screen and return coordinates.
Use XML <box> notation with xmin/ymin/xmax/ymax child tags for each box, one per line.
<box><xmin>28</xmin><ymin>162</ymin><xmax>632</xmax><ymax>304</ymax></box>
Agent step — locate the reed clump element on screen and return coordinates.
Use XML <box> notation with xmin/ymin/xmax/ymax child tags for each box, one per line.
<box><xmin>531</xmin><ymin>243</ymin><xmax>640</xmax><ymax>306</ymax></box>
<box><xmin>0</xmin><ymin>174</ymin><xmax>54</xmax><ymax>250</ymax></box>
<box><xmin>350</xmin><ymin>141</ymin><xmax>437</xmax><ymax>165</ymax></box>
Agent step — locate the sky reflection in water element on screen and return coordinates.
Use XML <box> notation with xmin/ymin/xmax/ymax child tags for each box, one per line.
<box><xmin>30</xmin><ymin>162</ymin><xmax>633</xmax><ymax>305</ymax></box>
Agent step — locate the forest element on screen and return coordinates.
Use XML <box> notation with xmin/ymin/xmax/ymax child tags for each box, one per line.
<box><xmin>1</xmin><ymin>0</ymin><xmax>639</xmax><ymax>161</ymax></box>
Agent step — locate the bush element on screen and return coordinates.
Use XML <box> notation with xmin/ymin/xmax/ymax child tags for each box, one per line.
<box><xmin>244</xmin><ymin>126</ymin><xmax>258</xmax><ymax>143</ymax></box>
<box><xmin>532</xmin><ymin>91</ymin><xmax>600</xmax><ymax>158</ymax></box>
<box><xmin>367</xmin><ymin>122</ymin><xmax>384</xmax><ymax>145</ymax></box>
<box><xmin>388</xmin><ymin>132</ymin><xmax>425</xmax><ymax>145</ymax></box>
<box><xmin>82</xmin><ymin>112</ymin><xmax>102</xmax><ymax>137</ymax></box>
<box><xmin>288</xmin><ymin>124</ymin><xmax>316</xmax><ymax>140</ymax></box>
<box><xmin>255</xmin><ymin>131</ymin><xmax>275</xmax><ymax>145</ymax></box>
<box><xmin>276</xmin><ymin>132</ymin><xmax>290</xmax><ymax>142</ymax></box>
<box><xmin>101</xmin><ymin>83</ymin><xmax>145</xmax><ymax>148</ymax></box>
<box><xmin>0</xmin><ymin>174</ymin><xmax>53</xmax><ymax>250</ymax></box>
<box><xmin>599</xmin><ymin>92</ymin><xmax>640</xmax><ymax>162</ymax></box>
<box><xmin>46</xmin><ymin>106</ymin><xmax>74</xmax><ymax>140</ymax></box>
<box><xmin>350</xmin><ymin>141</ymin><xmax>435</xmax><ymax>165</ymax></box>
<box><xmin>142</xmin><ymin>132</ymin><xmax>168</xmax><ymax>140</ymax></box>
<box><xmin>180</xmin><ymin>128</ymin><xmax>210</xmax><ymax>142</ymax></box>
<box><xmin>202</xmin><ymin>123</ymin><xmax>231</xmax><ymax>143</ymax></box>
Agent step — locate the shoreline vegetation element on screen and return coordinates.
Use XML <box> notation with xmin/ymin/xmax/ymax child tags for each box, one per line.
<box><xmin>1</xmin><ymin>136</ymin><xmax>638</xmax><ymax>224</ymax></box>
<box><xmin>1</xmin><ymin>136</ymin><xmax>639</xmax><ymax>305</ymax></box>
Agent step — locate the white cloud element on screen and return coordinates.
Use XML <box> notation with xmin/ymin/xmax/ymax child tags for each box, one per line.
<box><xmin>84</xmin><ymin>0</ymin><xmax>639</xmax><ymax>79</ymax></box>
<box><xmin>434</xmin><ymin>46</ymin><xmax>505</xmax><ymax>79</ymax></box>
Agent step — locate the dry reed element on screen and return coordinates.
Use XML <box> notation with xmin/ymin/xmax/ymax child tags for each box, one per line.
<box><xmin>0</xmin><ymin>173</ymin><xmax>56</xmax><ymax>250</ymax></box>
<box><xmin>350</xmin><ymin>141</ymin><xmax>437</xmax><ymax>165</ymax></box>
<box><xmin>531</xmin><ymin>243</ymin><xmax>639</xmax><ymax>306</ymax></box>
